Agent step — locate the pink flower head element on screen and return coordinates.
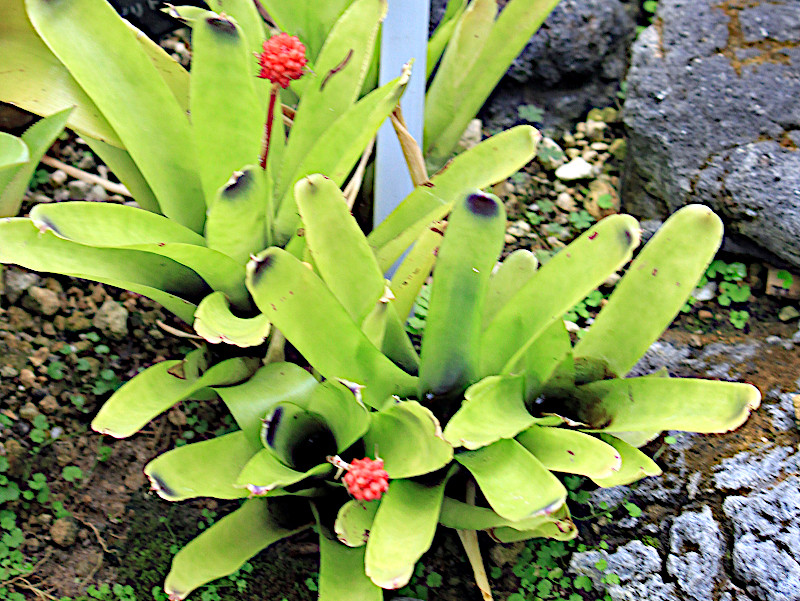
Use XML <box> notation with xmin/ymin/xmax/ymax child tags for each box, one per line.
<box><xmin>257</xmin><ymin>32</ymin><xmax>307</xmax><ymax>88</ymax></box>
<box><xmin>343</xmin><ymin>457</ymin><xmax>389</xmax><ymax>501</ymax></box>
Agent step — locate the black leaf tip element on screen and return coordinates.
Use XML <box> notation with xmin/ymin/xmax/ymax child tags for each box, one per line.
<box><xmin>465</xmin><ymin>193</ymin><xmax>499</xmax><ymax>218</ymax></box>
<box><xmin>206</xmin><ymin>16</ymin><xmax>238</xmax><ymax>37</ymax></box>
<box><xmin>223</xmin><ymin>169</ymin><xmax>253</xmax><ymax>198</ymax></box>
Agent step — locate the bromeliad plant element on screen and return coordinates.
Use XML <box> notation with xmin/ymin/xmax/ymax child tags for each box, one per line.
<box><xmin>121</xmin><ymin>174</ymin><xmax>759</xmax><ymax>599</ymax></box>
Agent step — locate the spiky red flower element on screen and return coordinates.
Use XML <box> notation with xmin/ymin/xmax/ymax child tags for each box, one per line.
<box><xmin>257</xmin><ymin>33</ymin><xmax>307</xmax><ymax>88</ymax></box>
<box><xmin>343</xmin><ymin>457</ymin><xmax>389</xmax><ymax>501</ymax></box>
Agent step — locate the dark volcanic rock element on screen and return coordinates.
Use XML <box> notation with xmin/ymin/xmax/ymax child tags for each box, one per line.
<box><xmin>622</xmin><ymin>0</ymin><xmax>800</xmax><ymax>268</ymax></box>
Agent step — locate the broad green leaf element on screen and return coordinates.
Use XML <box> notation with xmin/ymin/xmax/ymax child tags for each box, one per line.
<box><xmin>424</xmin><ymin>0</ymin><xmax>561</xmax><ymax>165</ymax></box>
<box><xmin>517</xmin><ymin>319</ymin><xmax>572</xmax><ymax>401</ymax></box>
<box><xmin>214</xmin><ymin>362</ymin><xmax>318</xmax><ymax>448</ymax></box>
<box><xmin>318</xmin><ymin>510</ymin><xmax>383</xmax><ymax>601</ymax></box>
<box><xmin>516</xmin><ymin>426</ymin><xmax>621</xmax><ymax>479</ymax></box>
<box><xmin>420</xmin><ymin>192</ymin><xmax>506</xmax><ymax>396</ymax></box>
<box><xmin>425</xmin><ymin>0</ymin><xmax>496</xmax><ymax>142</ymax></box>
<box><xmin>443</xmin><ymin>375</ymin><xmax>534</xmax><ymax>450</ymax></box>
<box><xmin>207</xmin><ymin>0</ymin><xmax>267</xmax><ymax>58</ymax></box>
<box><xmin>82</xmin><ymin>137</ymin><xmax>160</xmax><ymax>214</ymax></box>
<box><xmin>490</xmin><ymin>517</ymin><xmax>578</xmax><ymax>543</ymax></box>
<box><xmin>480</xmin><ymin>215</ymin><xmax>641</xmax><ymax>376</ymax></box>
<box><xmin>165</xmin><ymin>498</ymin><xmax>312</xmax><ymax>600</ymax></box>
<box><xmin>0</xmin><ymin>133</ymin><xmax>29</xmax><ymax>172</ymax></box>
<box><xmin>482</xmin><ymin>249</ymin><xmax>538</xmax><ymax>330</ymax></box>
<box><xmin>388</xmin><ymin>221</ymin><xmax>443</xmax><ymax>322</ymax></box>
<box><xmin>92</xmin><ymin>350</ymin><xmax>258</xmax><ymax>437</ymax></box>
<box><xmin>591</xmin><ymin>434</ymin><xmax>662</xmax><ymax>487</ymax></box>
<box><xmin>274</xmin><ymin>67</ymin><xmax>409</xmax><ymax>240</ymax></box>
<box><xmin>0</xmin><ymin>0</ymin><xmax>120</xmax><ymax>145</ymax></box>
<box><xmin>295</xmin><ymin>174</ymin><xmax>385</xmax><ymax>324</ymax></box>
<box><xmin>368</xmin><ymin>126</ymin><xmax>540</xmax><ymax>271</ymax></box>
<box><xmin>334</xmin><ymin>499</ymin><xmax>379</xmax><ymax>547</ymax></box>
<box><xmin>363</xmin><ymin>401</ymin><xmax>452</xmax><ymax>479</ymax></box>
<box><xmin>574</xmin><ymin>205</ymin><xmax>723</xmax><ymax>376</ymax></box>
<box><xmin>205</xmin><ymin>166</ymin><xmax>268</xmax><ymax>265</ymax></box>
<box><xmin>26</xmin><ymin>0</ymin><xmax>204</xmax><ymax>231</ymax></box>
<box><xmin>455</xmin><ymin>438</ymin><xmax>566</xmax><ymax>522</ymax></box>
<box><xmin>439</xmin><ymin>497</ymin><xmax>562</xmax><ymax>532</ymax></box>
<box><xmin>191</xmin><ymin>14</ymin><xmax>262</xmax><ymax>206</ymax></box>
<box><xmin>426</xmin><ymin>0</ymin><xmax>468</xmax><ymax>79</ymax></box>
<box><xmin>260</xmin><ymin>0</ymin><xmax>354</xmax><ymax>60</ymax></box>
<box><xmin>278</xmin><ymin>0</ymin><xmax>386</xmax><ymax>196</ymax></box>
<box><xmin>576</xmin><ymin>377</ymin><xmax>761</xmax><ymax>433</ymax></box>
<box><xmin>365</xmin><ymin>475</ymin><xmax>447</xmax><ymax>589</ymax></box>
<box><xmin>0</xmin><ymin>218</ymin><xmax>206</xmax><ymax>321</ymax></box>
<box><xmin>194</xmin><ymin>292</ymin><xmax>271</xmax><ymax>347</ymax></box>
<box><xmin>235</xmin><ymin>448</ymin><xmax>332</xmax><ymax>491</ymax></box>
<box><xmin>29</xmin><ymin>203</ymin><xmax>250</xmax><ymax>308</ymax></box>
<box><xmin>144</xmin><ymin>431</ymin><xmax>256</xmax><ymax>501</ymax></box>
<box><xmin>246</xmin><ymin>248</ymin><xmax>418</xmax><ymax>408</ymax></box>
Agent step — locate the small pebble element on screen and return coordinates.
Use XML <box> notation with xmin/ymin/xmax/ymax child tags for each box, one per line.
<box><xmin>50</xmin><ymin>170</ymin><xmax>68</xmax><ymax>186</ymax></box>
<box><xmin>19</xmin><ymin>402</ymin><xmax>40</xmax><ymax>421</ymax></box>
<box><xmin>50</xmin><ymin>517</ymin><xmax>78</xmax><ymax>548</ymax></box>
<box><xmin>555</xmin><ymin>157</ymin><xmax>594</xmax><ymax>181</ymax></box>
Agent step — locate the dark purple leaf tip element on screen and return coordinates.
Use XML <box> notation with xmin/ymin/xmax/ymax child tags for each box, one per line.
<box><xmin>249</xmin><ymin>251</ymin><xmax>276</xmax><ymax>284</ymax></box>
<box><xmin>465</xmin><ymin>193</ymin><xmax>499</xmax><ymax>218</ymax></box>
<box><xmin>223</xmin><ymin>169</ymin><xmax>253</xmax><ymax>198</ymax></box>
<box><xmin>206</xmin><ymin>16</ymin><xmax>238</xmax><ymax>37</ymax></box>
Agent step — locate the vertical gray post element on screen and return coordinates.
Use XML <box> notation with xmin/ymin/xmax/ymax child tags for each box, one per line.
<box><xmin>373</xmin><ymin>0</ymin><xmax>430</xmax><ymax>233</ymax></box>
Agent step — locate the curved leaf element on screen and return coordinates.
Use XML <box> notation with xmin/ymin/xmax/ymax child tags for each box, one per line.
<box><xmin>480</xmin><ymin>214</ymin><xmax>641</xmax><ymax>377</ymax></box>
<box><xmin>235</xmin><ymin>448</ymin><xmax>332</xmax><ymax>492</ymax></box>
<box><xmin>334</xmin><ymin>499</ymin><xmax>379</xmax><ymax>547</ymax></box>
<box><xmin>194</xmin><ymin>292</ymin><xmax>271</xmax><ymax>347</ymax></box>
<box><xmin>482</xmin><ymin>249</ymin><xmax>538</xmax><ymax>330</ymax></box>
<box><xmin>439</xmin><ymin>497</ymin><xmax>566</xmax><ymax>533</ymax></box>
<box><xmin>27</xmin><ymin>0</ymin><xmax>204</xmax><ymax>231</ymax></box>
<box><xmin>291</xmin><ymin>381</ymin><xmax>371</xmax><ymax>453</ymax></box>
<box><xmin>144</xmin><ymin>431</ymin><xmax>256</xmax><ymax>501</ymax></box>
<box><xmin>92</xmin><ymin>350</ymin><xmax>258</xmax><ymax>438</ymax></box>
<box><xmin>574</xmin><ymin>205</ymin><xmax>723</xmax><ymax>376</ymax></box>
<box><xmin>0</xmin><ymin>132</ymin><xmax>29</xmax><ymax>172</ymax></box>
<box><xmin>363</xmin><ymin>401</ymin><xmax>453</xmax><ymax>479</ymax></box>
<box><xmin>443</xmin><ymin>375</ymin><xmax>534</xmax><ymax>450</ymax></box>
<box><xmin>246</xmin><ymin>247</ymin><xmax>417</xmax><ymax>408</ymax></box>
<box><xmin>388</xmin><ymin>221</ymin><xmax>443</xmax><ymax>322</ymax></box>
<box><xmin>591</xmin><ymin>434</ymin><xmax>662</xmax><ymax>487</ymax></box>
<box><xmin>165</xmin><ymin>498</ymin><xmax>312</xmax><ymax>600</ymax></box>
<box><xmin>516</xmin><ymin>426</ymin><xmax>621</xmax><ymax>479</ymax></box>
<box><xmin>365</xmin><ymin>475</ymin><xmax>448</xmax><ymax>589</ymax></box>
<box><xmin>455</xmin><ymin>438</ymin><xmax>566</xmax><ymax>522</ymax></box>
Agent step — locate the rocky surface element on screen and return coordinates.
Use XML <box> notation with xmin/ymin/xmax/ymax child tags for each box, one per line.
<box><xmin>622</xmin><ymin>0</ymin><xmax>800</xmax><ymax>269</ymax></box>
<box><xmin>568</xmin><ymin>332</ymin><xmax>800</xmax><ymax>601</ymax></box>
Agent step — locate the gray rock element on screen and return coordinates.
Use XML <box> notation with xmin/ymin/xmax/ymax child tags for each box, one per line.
<box><xmin>666</xmin><ymin>506</ymin><xmax>724</xmax><ymax>601</ymax></box>
<box><xmin>67</xmin><ymin>179</ymin><xmax>90</xmax><ymax>199</ymax></box>
<box><xmin>85</xmin><ymin>184</ymin><xmax>108</xmax><ymax>202</ymax></box>
<box><xmin>766</xmin><ymin>390</ymin><xmax>798</xmax><ymax>431</ymax></box>
<box><xmin>714</xmin><ymin>445</ymin><xmax>800</xmax><ymax>491</ymax></box>
<box><xmin>480</xmin><ymin>0</ymin><xmax>636</xmax><ymax>132</ymax></box>
<box><xmin>92</xmin><ymin>299</ymin><xmax>129</xmax><ymax>338</ymax></box>
<box><xmin>723</xmin><ymin>476</ymin><xmax>800</xmax><ymax>601</ymax></box>
<box><xmin>622</xmin><ymin>0</ymin><xmax>800</xmax><ymax>269</ymax></box>
<box><xmin>3</xmin><ymin>268</ymin><xmax>41</xmax><ymax>303</ymax></box>
<box><xmin>628</xmin><ymin>340</ymin><xmax>692</xmax><ymax>377</ymax></box>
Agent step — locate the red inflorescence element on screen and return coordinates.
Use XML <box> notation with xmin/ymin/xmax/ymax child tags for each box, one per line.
<box><xmin>343</xmin><ymin>457</ymin><xmax>389</xmax><ymax>501</ymax></box>
<box><xmin>257</xmin><ymin>32</ymin><xmax>308</xmax><ymax>88</ymax></box>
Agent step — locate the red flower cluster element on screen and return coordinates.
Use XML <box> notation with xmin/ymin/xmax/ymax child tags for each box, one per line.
<box><xmin>343</xmin><ymin>457</ymin><xmax>389</xmax><ymax>501</ymax></box>
<box><xmin>257</xmin><ymin>32</ymin><xmax>307</xmax><ymax>88</ymax></box>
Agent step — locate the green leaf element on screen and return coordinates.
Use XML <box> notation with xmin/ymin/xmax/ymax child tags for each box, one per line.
<box><xmin>26</xmin><ymin>0</ymin><xmax>204</xmax><ymax>231</ymax></box>
<box><xmin>368</xmin><ymin>126</ymin><xmax>539</xmax><ymax>271</ymax></box>
<box><xmin>235</xmin><ymin>448</ymin><xmax>332</xmax><ymax>492</ymax></box>
<box><xmin>517</xmin><ymin>319</ymin><xmax>573</xmax><ymax>402</ymax></box>
<box><xmin>190</xmin><ymin>13</ymin><xmax>262</xmax><ymax>207</ymax></box>
<box><xmin>455</xmin><ymin>438</ymin><xmax>566</xmax><ymax>522</ymax></box>
<box><xmin>273</xmin><ymin>66</ymin><xmax>409</xmax><ymax>241</ymax></box>
<box><xmin>260</xmin><ymin>0</ymin><xmax>354</xmax><ymax>60</ymax></box>
<box><xmin>165</xmin><ymin>498</ymin><xmax>312</xmax><ymax>600</ymax></box>
<box><xmin>388</xmin><ymin>222</ymin><xmax>443</xmax><ymax>324</ymax></box>
<box><xmin>0</xmin><ymin>108</ymin><xmax>71</xmax><ymax>217</ymax></box>
<box><xmin>291</xmin><ymin>381</ymin><xmax>371</xmax><ymax>454</ymax></box>
<box><xmin>575</xmin><ymin>377</ymin><xmax>761</xmax><ymax>433</ymax></box>
<box><xmin>515</xmin><ymin>426</ymin><xmax>621</xmax><ymax>479</ymax></box>
<box><xmin>480</xmin><ymin>214</ymin><xmax>641</xmax><ymax>377</ymax></box>
<box><xmin>193</xmin><ymin>292</ymin><xmax>271</xmax><ymax>347</ymax></box>
<box><xmin>443</xmin><ymin>375</ymin><xmax>534</xmax><ymax>449</ymax></box>
<box><xmin>29</xmin><ymin>203</ymin><xmax>250</xmax><ymax>310</ymax></box>
<box><xmin>206</xmin><ymin>0</ymin><xmax>266</xmax><ymax>58</ymax></box>
<box><xmin>334</xmin><ymin>499</ymin><xmax>379</xmax><ymax>548</ymax></box>
<box><xmin>590</xmin><ymin>434</ymin><xmax>661</xmax><ymax>487</ymax></box>
<box><xmin>204</xmin><ymin>166</ymin><xmax>269</xmax><ymax>265</ymax></box>
<box><xmin>0</xmin><ymin>218</ymin><xmax>206</xmax><ymax>321</ymax></box>
<box><xmin>426</xmin><ymin>0</ymin><xmax>467</xmax><ymax>79</ymax></box>
<box><xmin>482</xmin><ymin>249</ymin><xmax>538</xmax><ymax>330</ymax></box>
<box><xmin>363</xmin><ymin>401</ymin><xmax>453</xmax><ymax>479</ymax></box>
<box><xmin>277</xmin><ymin>0</ymin><xmax>386</xmax><ymax>197</ymax></box>
<box><xmin>92</xmin><ymin>350</ymin><xmax>258</xmax><ymax>438</ymax></box>
<box><xmin>438</xmin><ymin>497</ymin><xmax>571</xmax><ymax>535</ymax></box>
<box><xmin>295</xmin><ymin>174</ymin><xmax>386</xmax><ymax>324</ymax></box>
<box><xmin>420</xmin><ymin>192</ymin><xmax>506</xmax><ymax>396</ymax></box>
<box><xmin>246</xmin><ymin>247</ymin><xmax>417</xmax><ymax>408</ymax></box>
<box><xmin>0</xmin><ymin>132</ymin><xmax>29</xmax><ymax>172</ymax></box>
<box><xmin>317</xmin><ymin>509</ymin><xmax>383</xmax><ymax>601</ymax></box>
<box><xmin>574</xmin><ymin>205</ymin><xmax>723</xmax><ymax>376</ymax></box>
<box><xmin>144</xmin><ymin>431</ymin><xmax>255</xmax><ymax>501</ymax></box>
<box><xmin>365</xmin><ymin>475</ymin><xmax>448</xmax><ymax>589</ymax></box>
